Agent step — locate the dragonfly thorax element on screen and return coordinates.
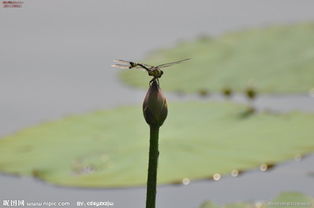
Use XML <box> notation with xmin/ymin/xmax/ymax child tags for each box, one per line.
<box><xmin>148</xmin><ymin>68</ymin><xmax>163</xmax><ymax>78</ymax></box>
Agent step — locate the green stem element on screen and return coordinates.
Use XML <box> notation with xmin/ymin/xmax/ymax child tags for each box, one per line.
<box><xmin>146</xmin><ymin>125</ymin><xmax>160</xmax><ymax>208</ymax></box>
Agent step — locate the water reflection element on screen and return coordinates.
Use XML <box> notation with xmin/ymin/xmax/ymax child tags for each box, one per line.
<box><xmin>212</xmin><ymin>173</ymin><xmax>222</xmax><ymax>181</ymax></box>
<box><xmin>259</xmin><ymin>163</ymin><xmax>275</xmax><ymax>172</ymax></box>
<box><xmin>182</xmin><ymin>178</ymin><xmax>191</xmax><ymax>186</ymax></box>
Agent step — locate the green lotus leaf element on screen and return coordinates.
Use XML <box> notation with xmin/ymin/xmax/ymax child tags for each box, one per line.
<box><xmin>0</xmin><ymin>102</ymin><xmax>313</xmax><ymax>187</ymax></box>
<box><xmin>120</xmin><ymin>23</ymin><xmax>314</xmax><ymax>94</ymax></box>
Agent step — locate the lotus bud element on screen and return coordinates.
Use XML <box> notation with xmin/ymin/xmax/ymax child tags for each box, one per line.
<box><xmin>143</xmin><ymin>80</ymin><xmax>168</xmax><ymax>127</ymax></box>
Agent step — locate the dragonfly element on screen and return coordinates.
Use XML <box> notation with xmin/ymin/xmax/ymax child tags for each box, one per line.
<box><xmin>112</xmin><ymin>58</ymin><xmax>190</xmax><ymax>83</ymax></box>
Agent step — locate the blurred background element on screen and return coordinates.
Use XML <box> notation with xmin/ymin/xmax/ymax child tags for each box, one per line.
<box><xmin>1</xmin><ymin>0</ymin><xmax>314</xmax><ymax>207</ymax></box>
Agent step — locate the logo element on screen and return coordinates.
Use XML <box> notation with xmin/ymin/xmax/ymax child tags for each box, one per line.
<box><xmin>2</xmin><ymin>1</ymin><xmax>24</xmax><ymax>8</ymax></box>
<box><xmin>2</xmin><ymin>200</ymin><xmax>25</xmax><ymax>207</ymax></box>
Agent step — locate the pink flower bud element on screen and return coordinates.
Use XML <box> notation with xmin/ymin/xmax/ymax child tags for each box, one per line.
<box><xmin>143</xmin><ymin>80</ymin><xmax>168</xmax><ymax>127</ymax></box>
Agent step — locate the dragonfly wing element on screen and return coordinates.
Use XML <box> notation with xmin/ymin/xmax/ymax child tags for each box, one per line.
<box><xmin>112</xmin><ymin>59</ymin><xmax>132</xmax><ymax>69</ymax></box>
<box><xmin>113</xmin><ymin>59</ymin><xmax>132</xmax><ymax>64</ymax></box>
<box><xmin>157</xmin><ymin>58</ymin><xmax>191</xmax><ymax>68</ymax></box>
<box><xmin>111</xmin><ymin>64</ymin><xmax>130</xmax><ymax>69</ymax></box>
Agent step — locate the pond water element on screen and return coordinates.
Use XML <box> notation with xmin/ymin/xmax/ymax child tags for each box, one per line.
<box><xmin>1</xmin><ymin>0</ymin><xmax>314</xmax><ymax>207</ymax></box>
